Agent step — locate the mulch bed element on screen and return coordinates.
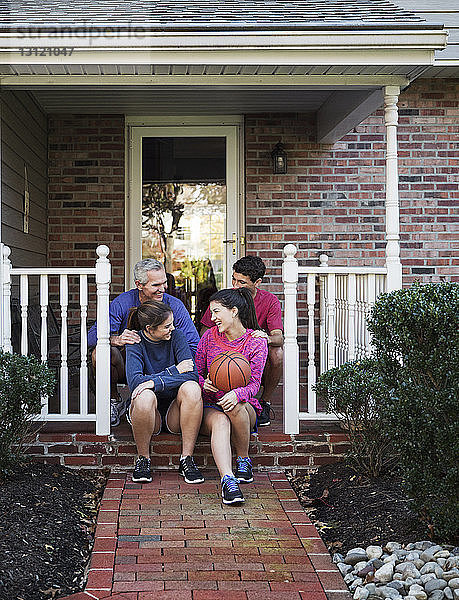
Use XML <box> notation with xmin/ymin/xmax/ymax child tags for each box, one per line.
<box><xmin>0</xmin><ymin>463</ymin><xmax>107</xmax><ymax>600</ymax></box>
<box><xmin>288</xmin><ymin>461</ymin><xmax>434</xmax><ymax>554</ymax></box>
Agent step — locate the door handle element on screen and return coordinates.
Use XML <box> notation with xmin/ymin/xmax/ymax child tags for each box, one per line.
<box><xmin>223</xmin><ymin>233</ymin><xmax>237</xmax><ymax>255</ymax></box>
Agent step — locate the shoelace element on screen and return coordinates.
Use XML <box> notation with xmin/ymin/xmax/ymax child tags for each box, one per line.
<box><xmin>237</xmin><ymin>457</ymin><xmax>252</xmax><ymax>473</ymax></box>
<box><xmin>136</xmin><ymin>456</ymin><xmax>151</xmax><ymax>470</ymax></box>
<box><xmin>182</xmin><ymin>456</ymin><xmax>198</xmax><ymax>473</ymax></box>
<box><xmin>222</xmin><ymin>475</ymin><xmax>239</xmax><ymax>492</ymax></box>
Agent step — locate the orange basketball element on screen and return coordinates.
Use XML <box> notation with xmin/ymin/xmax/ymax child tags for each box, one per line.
<box><xmin>209</xmin><ymin>351</ymin><xmax>251</xmax><ymax>393</ymax></box>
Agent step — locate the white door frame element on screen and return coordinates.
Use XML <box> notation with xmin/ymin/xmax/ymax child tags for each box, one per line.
<box><xmin>126</xmin><ymin>118</ymin><xmax>243</xmax><ymax>289</ymax></box>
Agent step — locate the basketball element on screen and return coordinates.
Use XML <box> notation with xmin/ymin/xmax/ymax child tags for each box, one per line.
<box><xmin>209</xmin><ymin>351</ymin><xmax>251</xmax><ymax>393</ymax></box>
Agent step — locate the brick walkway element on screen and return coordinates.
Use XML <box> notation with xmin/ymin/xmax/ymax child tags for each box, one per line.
<box><xmin>61</xmin><ymin>471</ymin><xmax>350</xmax><ymax>600</ymax></box>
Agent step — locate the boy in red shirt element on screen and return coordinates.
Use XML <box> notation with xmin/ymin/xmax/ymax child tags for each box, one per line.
<box><xmin>200</xmin><ymin>256</ymin><xmax>283</xmax><ymax>426</ymax></box>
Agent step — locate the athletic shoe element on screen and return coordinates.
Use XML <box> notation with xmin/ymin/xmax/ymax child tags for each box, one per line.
<box><xmin>179</xmin><ymin>456</ymin><xmax>205</xmax><ymax>484</ymax></box>
<box><xmin>235</xmin><ymin>456</ymin><xmax>254</xmax><ymax>483</ymax></box>
<box><xmin>258</xmin><ymin>401</ymin><xmax>275</xmax><ymax>427</ymax></box>
<box><xmin>110</xmin><ymin>399</ymin><xmax>121</xmax><ymax>427</ymax></box>
<box><xmin>221</xmin><ymin>474</ymin><xmax>245</xmax><ymax>504</ymax></box>
<box><xmin>110</xmin><ymin>396</ymin><xmax>128</xmax><ymax>427</ymax></box>
<box><xmin>132</xmin><ymin>456</ymin><xmax>152</xmax><ymax>483</ymax></box>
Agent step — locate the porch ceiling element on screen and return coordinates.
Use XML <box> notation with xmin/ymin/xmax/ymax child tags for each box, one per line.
<box><xmin>17</xmin><ymin>86</ymin><xmax>336</xmax><ymax>115</ymax></box>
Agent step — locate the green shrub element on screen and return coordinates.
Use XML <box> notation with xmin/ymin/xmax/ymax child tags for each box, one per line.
<box><xmin>314</xmin><ymin>358</ymin><xmax>395</xmax><ymax>478</ymax></box>
<box><xmin>367</xmin><ymin>281</ymin><xmax>459</xmax><ymax>538</ymax></box>
<box><xmin>0</xmin><ymin>351</ymin><xmax>55</xmax><ymax>477</ymax></box>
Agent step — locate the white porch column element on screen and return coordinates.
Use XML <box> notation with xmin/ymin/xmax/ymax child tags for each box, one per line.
<box><xmin>95</xmin><ymin>245</ymin><xmax>111</xmax><ymax>435</ymax></box>
<box><xmin>282</xmin><ymin>244</ymin><xmax>299</xmax><ymax>435</ymax></box>
<box><xmin>1</xmin><ymin>246</ymin><xmax>12</xmax><ymax>353</ymax></box>
<box><xmin>384</xmin><ymin>85</ymin><xmax>403</xmax><ymax>291</ymax></box>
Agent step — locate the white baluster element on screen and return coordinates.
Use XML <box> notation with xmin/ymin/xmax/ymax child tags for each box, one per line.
<box><xmin>366</xmin><ymin>273</ymin><xmax>376</xmax><ymax>355</ymax></box>
<box><xmin>319</xmin><ymin>276</ymin><xmax>326</xmax><ymax>373</ymax></box>
<box><xmin>307</xmin><ymin>273</ymin><xmax>317</xmax><ymax>414</ymax></box>
<box><xmin>282</xmin><ymin>244</ymin><xmax>299</xmax><ymax>434</ymax></box>
<box><xmin>2</xmin><ymin>246</ymin><xmax>12</xmax><ymax>353</ymax></box>
<box><xmin>60</xmin><ymin>275</ymin><xmax>69</xmax><ymax>416</ymax></box>
<box><xmin>327</xmin><ymin>273</ymin><xmax>336</xmax><ymax>369</ymax></box>
<box><xmin>40</xmin><ymin>275</ymin><xmax>49</xmax><ymax>419</ymax></box>
<box><xmin>80</xmin><ymin>275</ymin><xmax>88</xmax><ymax>417</ymax></box>
<box><xmin>319</xmin><ymin>254</ymin><xmax>328</xmax><ymax>373</ymax></box>
<box><xmin>40</xmin><ymin>275</ymin><xmax>48</xmax><ymax>363</ymax></box>
<box><xmin>20</xmin><ymin>274</ymin><xmax>29</xmax><ymax>355</ymax></box>
<box><xmin>95</xmin><ymin>245</ymin><xmax>111</xmax><ymax>435</ymax></box>
<box><xmin>348</xmin><ymin>273</ymin><xmax>357</xmax><ymax>361</ymax></box>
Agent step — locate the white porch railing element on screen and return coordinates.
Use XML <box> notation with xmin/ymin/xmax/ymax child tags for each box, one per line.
<box><xmin>0</xmin><ymin>245</ymin><xmax>112</xmax><ymax>435</ymax></box>
<box><xmin>282</xmin><ymin>244</ymin><xmax>387</xmax><ymax>434</ymax></box>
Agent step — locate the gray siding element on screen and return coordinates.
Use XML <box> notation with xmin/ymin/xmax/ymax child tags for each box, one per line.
<box><xmin>395</xmin><ymin>1</ymin><xmax>459</xmax><ymax>64</ymax></box>
<box><xmin>1</xmin><ymin>90</ymin><xmax>48</xmax><ymax>266</ymax></box>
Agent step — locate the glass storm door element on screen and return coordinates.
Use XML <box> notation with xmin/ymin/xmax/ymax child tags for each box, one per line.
<box><xmin>128</xmin><ymin>126</ymin><xmax>240</xmax><ymax>325</ymax></box>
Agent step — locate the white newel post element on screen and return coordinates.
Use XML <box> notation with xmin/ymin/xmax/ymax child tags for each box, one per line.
<box><xmin>1</xmin><ymin>245</ymin><xmax>12</xmax><ymax>353</ymax></box>
<box><xmin>95</xmin><ymin>245</ymin><xmax>111</xmax><ymax>435</ymax></box>
<box><xmin>384</xmin><ymin>86</ymin><xmax>403</xmax><ymax>292</ymax></box>
<box><xmin>282</xmin><ymin>244</ymin><xmax>299</xmax><ymax>434</ymax></box>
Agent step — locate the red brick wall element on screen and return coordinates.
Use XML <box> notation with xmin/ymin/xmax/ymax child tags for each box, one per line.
<box><xmin>47</xmin><ymin>115</ymin><xmax>126</xmax><ymax>299</ymax></box>
<box><xmin>245</xmin><ymin>78</ymin><xmax>458</xmax><ymax>289</ymax></box>
<box><xmin>45</xmin><ymin>80</ymin><xmax>458</xmax><ymax>295</ymax></box>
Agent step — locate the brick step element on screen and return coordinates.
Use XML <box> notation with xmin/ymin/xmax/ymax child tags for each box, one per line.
<box><xmin>27</xmin><ymin>427</ymin><xmax>349</xmax><ymax>473</ymax></box>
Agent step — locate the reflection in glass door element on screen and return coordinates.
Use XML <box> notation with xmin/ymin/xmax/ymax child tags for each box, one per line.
<box><xmin>141</xmin><ymin>136</ymin><xmax>227</xmax><ymax>325</ymax></box>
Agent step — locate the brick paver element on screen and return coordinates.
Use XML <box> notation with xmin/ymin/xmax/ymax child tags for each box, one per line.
<box><xmin>60</xmin><ymin>471</ymin><xmax>351</xmax><ymax>600</ymax></box>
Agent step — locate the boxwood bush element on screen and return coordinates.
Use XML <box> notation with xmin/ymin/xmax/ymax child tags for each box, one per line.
<box><xmin>0</xmin><ymin>351</ymin><xmax>55</xmax><ymax>477</ymax></box>
<box><xmin>314</xmin><ymin>358</ymin><xmax>395</xmax><ymax>478</ymax></box>
<box><xmin>367</xmin><ymin>281</ymin><xmax>459</xmax><ymax>538</ymax></box>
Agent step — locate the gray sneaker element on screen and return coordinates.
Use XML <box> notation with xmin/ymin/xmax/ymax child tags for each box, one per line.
<box><xmin>110</xmin><ymin>396</ymin><xmax>128</xmax><ymax>427</ymax></box>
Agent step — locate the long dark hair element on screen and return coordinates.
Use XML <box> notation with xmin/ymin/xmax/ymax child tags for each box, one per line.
<box><xmin>127</xmin><ymin>300</ymin><xmax>172</xmax><ymax>331</ymax></box>
<box><xmin>209</xmin><ymin>288</ymin><xmax>259</xmax><ymax>330</ymax></box>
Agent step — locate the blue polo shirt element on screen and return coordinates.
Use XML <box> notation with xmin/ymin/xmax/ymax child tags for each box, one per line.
<box><xmin>87</xmin><ymin>289</ymin><xmax>199</xmax><ymax>356</ymax></box>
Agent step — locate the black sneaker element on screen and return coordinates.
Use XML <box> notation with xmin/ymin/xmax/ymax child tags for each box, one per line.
<box><xmin>179</xmin><ymin>456</ymin><xmax>204</xmax><ymax>484</ymax></box>
<box><xmin>132</xmin><ymin>456</ymin><xmax>152</xmax><ymax>483</ymax></box>
<box><xmin>235</xmin><ymin>456</ymin><xmax>254</xmax><ymax>483</ymax></box>
<box><xmin>258</xmin><ymin>401</ymin><xmax>275</xmax><ymax>427</ymax></box>
<box><xmin>221</xmin><ymin>474</ymin><xmax>245</xmax><ymax>504</ymax></box>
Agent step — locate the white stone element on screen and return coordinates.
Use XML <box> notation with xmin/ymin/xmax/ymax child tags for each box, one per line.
<box><xmin>338</xmin><ymin>563</ymin><xmax>353</xmax><ymax>576</ymax></box>
<box><xmin>421</xmin><ymin>563</ymin><xmax>439</xmax><ymax>575</ymax></box>
<box><xmin>443</xmin><ymin>570</ymin><xmax>459</xmax><ymax>582</ymax></box>
<box><xmin>375</xmin><ymin>563</ymin><xmax>395</xmax><ymax>583</ymax></box>
<box><xmin>446</xmin><ymin>559</ymin><xmax>459</xmax><ymax>571</ymax></box>
<box><xmin>435</xmin><ymin>552</ymin><xmax>451</xmax><ymax>560</ymax></box>
<box><xmin>396</xmin><ymin>562</ymin><xmax>421</xmax><ymax>579</ymax></box>
<box><xmin>449</xmin><ymin>579</ymin><xmax>459</xmax><ymax>591</ymax></box>
<box><xmin>386</xmin><ymin>542</ymin><xmax>402</xmax><ymax>553</ymax></box>
<box><xmin>421</xmin><ymin>573</ymin><xmax>438</xmax><ymax>585</ymax></box>
<box><xmin>425</xmin><ymin>579</ymin><xmax>447</xmax><ymax>594</ymax></box>
<box><xmin>354</xmin><ymin>587</ymin><xmax>369</xmax><ymax>600</ymax></box>
<box><xmin>444</xmin><ymin>587</ymin><xmax>453</xmax><ymax>600</ymax></box>
<box><xmin>350</xmin><ymin>578</ymin><xmax>364</xmax><ymax>591</ymax></box>
<box><xmin>354</xmin><ymin>561</ymin><xmax>369</xmax><ymax>572</ymax></box>
<box><xmin>409</xmin><ymin>584</ymin><xmax>428</xmax><ymax>600</ymax></box>
<box><xmin>367</xmin><ymin>546</ymin><xmax>384</xmax><ymax>560</ymax></box>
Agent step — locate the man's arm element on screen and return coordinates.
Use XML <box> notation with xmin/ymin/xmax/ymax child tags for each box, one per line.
<box><xmin>267</xmin><ymin>329</ymin><xmax>283</xmax><ymax>347</ymax></box>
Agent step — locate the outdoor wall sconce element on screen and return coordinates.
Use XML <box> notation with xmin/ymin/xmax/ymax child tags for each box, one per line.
<box><xmin>271</xmin><ymin>142</ymin><xmax>287</xmax><ymax>174</ymax></box>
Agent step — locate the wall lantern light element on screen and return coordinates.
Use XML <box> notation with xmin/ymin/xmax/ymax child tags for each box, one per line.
<box><xmin>271</xmin><ymin>142</ymin><xmax>287</xmax><ymax>174</ymax></box>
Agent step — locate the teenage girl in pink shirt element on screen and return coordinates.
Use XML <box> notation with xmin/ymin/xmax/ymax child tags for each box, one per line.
<box><xmin>195</xmin><ymin>287</ymin><xmax>268</xmax><ymax>504</ymax></box>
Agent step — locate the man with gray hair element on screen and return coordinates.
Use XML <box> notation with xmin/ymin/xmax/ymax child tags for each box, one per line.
<box><xmin>88</xmin><ymin>258</ymin><xmax>199</xmax><ymax>426</ymax></box>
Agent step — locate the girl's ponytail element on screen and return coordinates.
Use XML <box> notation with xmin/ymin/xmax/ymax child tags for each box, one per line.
<box><xmin>209</xmin><ymin>287</ymin><xmax>260</xmax><ymax>331</ymax></box>
<box><xmin>127</xmin><ymin>306</ymin><xmax>141</xmax><ymax>330</ymax></box>
<box><xmin>127</xmin><ymin>301</ymin><xmax>172</xmax><ymax>331</ymax></box>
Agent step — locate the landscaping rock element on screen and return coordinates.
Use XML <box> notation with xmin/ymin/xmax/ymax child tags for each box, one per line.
<box><xmin>448</xmin><ymin>579</ymin><xmax>459</xmax><ymax>591</ymax></box>
<box><xmin>425</xmin><ymin>579</ymin><xmax>447</xmax><ymax>594</ymax></box>
<box><xmin>375</xmin><ymin>563</ymin><xmax>395</xmax><ymax>583</ymax></box>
